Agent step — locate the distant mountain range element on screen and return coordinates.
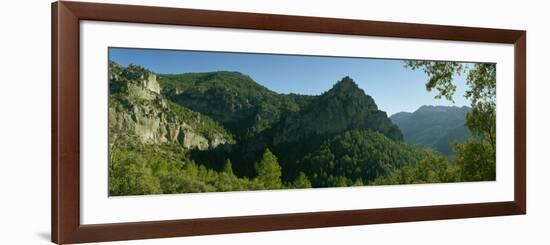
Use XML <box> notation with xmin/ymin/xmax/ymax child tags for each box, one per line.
<box><xmin>390</xmin><ymin>105</ymin><xmax>471</xmax><ymax>156</ymax></box>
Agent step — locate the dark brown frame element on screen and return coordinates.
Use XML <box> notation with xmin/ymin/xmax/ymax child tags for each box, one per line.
<box><xmin>52</xmin><ymin>1</ymin><xmax>526</xmax><ymax>244</ymax></box>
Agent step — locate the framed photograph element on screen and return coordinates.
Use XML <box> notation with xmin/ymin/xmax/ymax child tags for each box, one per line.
<box><xmin>52</xmin><ymin>1</ymin><xmax>526</xmax><ymax>244</ymax></box>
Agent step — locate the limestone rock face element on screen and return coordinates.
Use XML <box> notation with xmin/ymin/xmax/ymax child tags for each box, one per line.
<box><xmin>143</xmin><ymin>73</ymin><xmax>161</xmax><ymax>94</ymax></box>
<box><xmin>109</xmin><ymin>67</ymin><xmax>233</xmax><ymax>150</ymax></box>
<box><xmin>125</xmin><ymin>73</ymin><xmax>161</xmax><ymax>100</ymax></box>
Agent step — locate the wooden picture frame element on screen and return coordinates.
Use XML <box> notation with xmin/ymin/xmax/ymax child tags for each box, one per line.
<box><xmin>51</xmin><ymin>1</ymin><xmax>526</xmax><ymax>244</ymax></box>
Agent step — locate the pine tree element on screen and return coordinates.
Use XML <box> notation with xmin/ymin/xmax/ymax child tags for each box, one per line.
<box><xmin>292</xmin><ymin>172</ymin><xmax>312</xmax><ymax>188</ymax></box>
<box><xmin>255</xmin><ymin>148</ymin><xmax>282</xmax><ymax>189</ymax></box>
<box><xmin>223</xmin><ymin>159</ymin><xmax>234</xmax><ymax>175</ymax></box>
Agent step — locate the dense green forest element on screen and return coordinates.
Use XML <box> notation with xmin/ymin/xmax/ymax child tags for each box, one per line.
<box><xmin>108</xmin><ymin>60</ymin><xmax>496</xmax><ymax>196</ymax></box>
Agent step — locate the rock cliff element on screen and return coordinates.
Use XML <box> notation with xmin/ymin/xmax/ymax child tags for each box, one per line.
<box><xmin>109</xmin><ymin>62</ymin><xmax>234</xmax><ymax>150</ymax></box>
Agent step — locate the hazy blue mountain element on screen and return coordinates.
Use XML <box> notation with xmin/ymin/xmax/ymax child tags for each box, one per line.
<box><xmin>390</xmin><ymin>105</ymin><xmax>471</xmax><ymax>156</ymax></box>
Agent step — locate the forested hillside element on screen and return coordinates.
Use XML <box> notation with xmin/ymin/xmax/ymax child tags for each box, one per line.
<box><xmin>390</xmin><ymin>105</ymin><xmax>471</xmax><ymax>157</ymax></box>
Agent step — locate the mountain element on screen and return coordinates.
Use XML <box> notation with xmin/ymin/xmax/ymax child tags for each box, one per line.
<box><xmin>273</xmin><ymin>77</ymin><xmax>403</xmax><ymax>144</ymax></box>
<box><xmin>156</xmin><ymin>73</ymin><xmax>405</xmax><ymax>179</ymax></box>
<box><xmin>159</xmin><ymin>74</ymin><xmax>402</xmax><ymax>143</ymax></box>
<box><xmin>159</xmin><ymin>72</ymin><xmax>314</xmax><ymax>139</ymax></box>
<box><xmin>390</xmin><ymin>105</ymin><xmax>471</xmax><ymax>156</ymax></box>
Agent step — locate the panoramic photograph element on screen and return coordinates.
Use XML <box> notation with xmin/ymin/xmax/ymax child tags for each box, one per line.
<box><xmin>108</xmin><ymin>47</ymin><xmax>496</xmax><ymax>196</ymax></box>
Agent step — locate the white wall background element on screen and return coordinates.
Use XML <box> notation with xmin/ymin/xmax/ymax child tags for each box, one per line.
<box><xmin>0</xmin><ymin>0</ymin><xmax>547</xmax><ymax>244</ymax></box>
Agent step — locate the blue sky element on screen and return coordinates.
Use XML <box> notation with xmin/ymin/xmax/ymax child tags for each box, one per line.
<box><xmin>109</xmin><ymin>47</ymin><xmax>471</xmax><ymax>115</ymax></box>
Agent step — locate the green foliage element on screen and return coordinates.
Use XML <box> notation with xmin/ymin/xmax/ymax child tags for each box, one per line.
<box><xmin>108</xmin><ymin>142</ymin><xmax>313</xmax><ymax>195</ymax></box>
<box><xmin>464</xmin><ymin>64</ymin><xmax>496</xmax><ymax>153</ymax></box>
<box><xmin>466</xmin><ymin>103</ymin><xmax>496</xmax><ymax>148</ymax></box>
<box><xmin>291</xmin><ymin>172</ymin><xmax>312</xmax><ymax>188</ymax></box>
<box><xmin>255</xmin><ymin>149</ymin><xmax>283</xmax><ymax>189</ymax></box>
<box><xmin>454</xmin><ymin>139</ymin><xmax>496</xmax><ymax>181</ymax></box>
<box><xmin>370</xmin><ymin>152</ymin><xmax>460</xmax><ymax>185</ymax></box>
<box><xmin>404</xmin><ymin>60</ymin><xmax>464</xmax><ymax>102</ymax></box>
<box><xmin>300</xmin><ymin>130</ymin><xmax>425</xmax><ymax>187</ymax></box>
<box><xmin>109</xmin><ymin>149</ymin><xmax>163</xmax><ymax>195</ymax></box>
<box><xmin>466</xmin><ymin>64</ymin><xmax>496</xmax><ymax>107</ymax></box>
<box><xmin>223</xmin><ymin>159</ymin><xmax>234</xmax><ymax>174</ymax></box>
<box><xmin>109</xmin><ymin>144</ymin><xmax>279</xmax><ymax>195</ymax></box>
<box><xmin>122</xmin><ymin>64</ymin><xmax>151</xmax><ymax>80</ymax></box>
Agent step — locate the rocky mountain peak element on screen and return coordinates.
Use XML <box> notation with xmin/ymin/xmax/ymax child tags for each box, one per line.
<box><xmin>326</xmin><ymin>76</ymin><xmax>362</xmax><ymax>95</ymax></box>
<box><xmin>320</xmin><ymin>76</ymin><xmax>378</xmax><ymax>112</ymax></box>
<box><xmin>273</xmin><ymin>76</ymin><xmax>402</xmax><ymax>144</ymax></box>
